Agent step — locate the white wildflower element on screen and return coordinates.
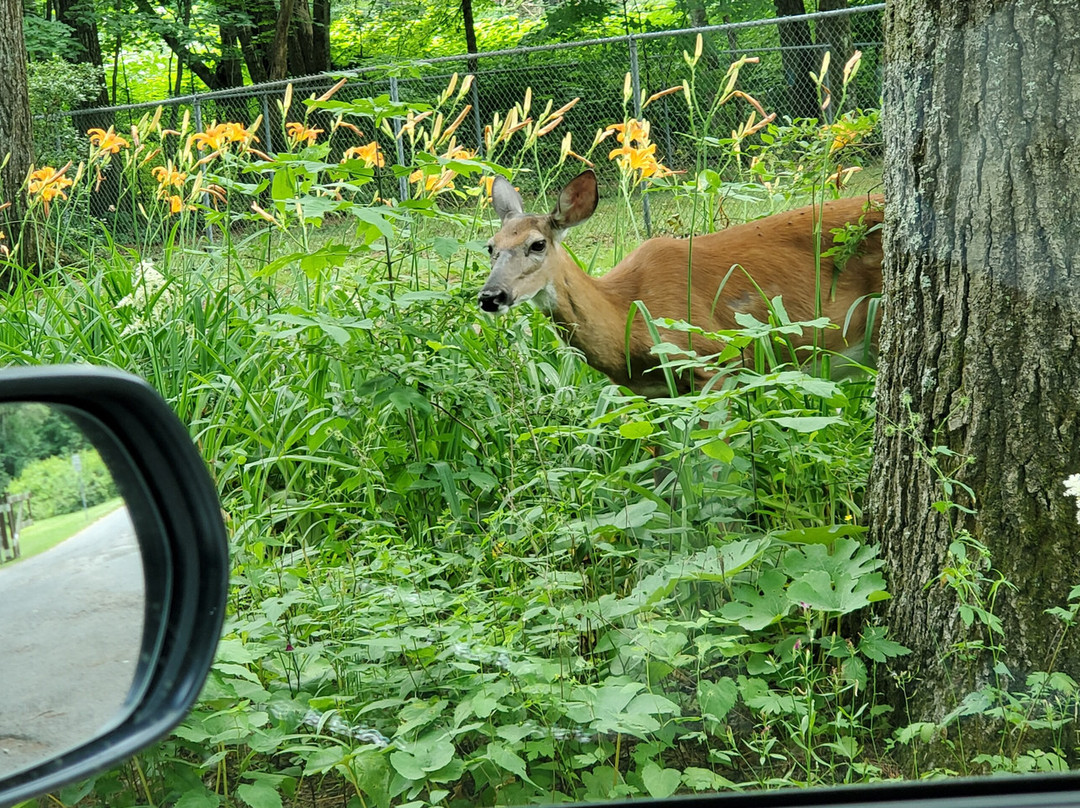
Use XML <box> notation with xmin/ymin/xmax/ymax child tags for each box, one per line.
<box><xmin>1064</xmin><ymin>474</ymin><xmax>1080</xmax><ymax>525</ymax></box>
<box><xmin>118</xmin><ymin>259</ymin><xmax>174</xmax><ymax>313</ymax></box>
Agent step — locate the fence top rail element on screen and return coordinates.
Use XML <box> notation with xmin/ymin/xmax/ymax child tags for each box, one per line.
<box><xmin>60</xmin><ymin>3</ymin><xmax>885</xmax><ymax>119</ymax></box>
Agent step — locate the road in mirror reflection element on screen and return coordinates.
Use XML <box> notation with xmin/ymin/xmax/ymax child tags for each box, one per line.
<box><xmin>0</xmin><ymin>403</ymin><xmax>144</xmax><ymax>777</ymax></box>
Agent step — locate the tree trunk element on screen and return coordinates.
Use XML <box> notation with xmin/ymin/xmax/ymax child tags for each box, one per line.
<box><xmin>685</xmin><ymin>0</ymin><xmax>707</xmax><ymax>27</ymax></box>
<box><xmin>682</xmin><ymin>0</ymin><xmax>723</xmax><ymax>70</ymax></box>
<box><xmin>773</xmin><ymin>0</ymin><xmax>821</xmax><ymax>119</ymax></box>
<box><xmin>311</xmin><ymin>0</ymin><xmax>331</xmax><ymax>72</ymax></box>
<box><xmin>722</xmin><ymin>14</ymin><xmax>739</xmax><ymax>55</ymax></box>
<box><xmin>870</xmin><ymin>0</ymin><xmax>1080</xmax><ymax>760</ymax></box>
<box><xmin>133</xmin><ymin>0</ymin><xmax>227</xmax><ymax>89</ymax></box>
<box><xmin>462</xmin><ymin>0</ymin><xmax>479</xmax><ymax>94</ymax></box>
<box><xmin>55</xmin><ymin>0</ymin><xmax>110</xmax><ymax>113</ymax></box>
<box><xmin>269</xmin><ymin>0</ymin><xmax>298</xmax><ymax>81</ymax></box>
<box><xmin>462</xmin><ymin>0</ymin><xmax>478</xmax><ymax>57</ymax></box>
<box><xmin>0</xmin><ymin>0</ymin><xmax>35</xmax><ymax>275</ymax></box>
<box><xmin>815</xmin><ymin>0</ymin><xmax>851</xmax><ymax>116</ymax></box>
<box><xmin>237</xmin><ymin>25</ymin><xmax>269</xmax><ymax>85</ymax></box>
<box><xmin>287</xmin><ymin>0</ymin><xmax>316</xmax><ymax>76</ymax></box>
<box><xmin>216</xmin><ymin>25</ymin><xmax>245</xmax><ymax>89</ymax></box>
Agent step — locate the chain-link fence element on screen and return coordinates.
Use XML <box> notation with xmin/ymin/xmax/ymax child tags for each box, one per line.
<box><xmin>44</xmin><ymin>3</ymin><xmax>884</xmax><ymax>225</ymax></box>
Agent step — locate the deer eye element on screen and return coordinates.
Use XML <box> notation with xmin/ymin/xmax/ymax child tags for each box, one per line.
<box><xmin>486</xmin><ymin>243</ymin><xmax>494</xmax><ymax>255</ymax></box>
<box><xmin>530</xmin><ymin>239</ymin><xmax>547</xmax><ymax>253</ymax></box>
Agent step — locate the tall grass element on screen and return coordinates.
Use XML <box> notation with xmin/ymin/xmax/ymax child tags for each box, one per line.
<box><xmin>6</xmin><ymin>49</ymin><xmax>1012</xmax><ymax>808</ymax></box>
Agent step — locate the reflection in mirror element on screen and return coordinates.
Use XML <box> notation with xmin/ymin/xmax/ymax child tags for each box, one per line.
<box><xmin>0</xmin><ymin>403</ymin><xmax>145</xmax><ymax>778</ymax></box>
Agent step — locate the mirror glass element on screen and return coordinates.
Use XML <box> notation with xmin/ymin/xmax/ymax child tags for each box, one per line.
<box><xmin>0</xmin><ymin>403</ymin><xmax>145</xmax><ymax>778</ymax></box>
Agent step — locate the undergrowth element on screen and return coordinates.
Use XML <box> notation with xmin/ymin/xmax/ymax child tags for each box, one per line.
<box><xmin>6</xmin><ymin>44</ymin><xmax>1073</xmax><ymax>808</ymax></box>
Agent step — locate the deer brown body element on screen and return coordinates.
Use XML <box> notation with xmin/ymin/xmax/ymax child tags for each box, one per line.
<box><xmin>479</xmin><ymin>171</ymin><xmax>883</xmax><ymax>397</ymax></box>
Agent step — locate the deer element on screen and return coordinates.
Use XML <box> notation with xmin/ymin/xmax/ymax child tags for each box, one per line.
<box><xmin>478</xmin><ymin>170</ymin><xmax>884</xmax><ymax>398</ymax></box>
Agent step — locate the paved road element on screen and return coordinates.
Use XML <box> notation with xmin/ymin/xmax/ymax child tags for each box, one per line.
<box><xmin>0</xmin><ymin>507</ymin><xmax>145</xmax><ymax>777</ymax></box>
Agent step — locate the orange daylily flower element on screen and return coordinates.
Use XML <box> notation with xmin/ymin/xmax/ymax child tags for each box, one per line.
<box><xmin>605</xmin><ymin>118</ymin><xmax>650</xmax><ymax>146</ymax></box>
<box><xmin>191</xmin><ymin>127</ymin><xmax>227</xmax><ymax>152</ymax></box>
<box><xmin>408</xmin><ymin>144</ymin><xmax>475</xmax><ymax>196</ymax></box>
<box><xmin>88</xmin><ymin>127</ymin><xmax>130</xmax><ymax>155</ymax></box>
<box><xmin>152</xmin><ymin>163</ymin><xmax>187</xmax><ymax>190</ymax></box>
<box><xmin>219</xmin><ymin>122</ymin><xmax>258</xmax><ymax>144</ymax></box>
<box><xmin>409</xmin><ymin>169</ymin><xmax>457</xmax><ymax>194</ymax></box>
<box><xmin>827</xmin><ymin>118</ymin><xmax>865</xmax><ymax>154</ymax></box>
<box><xmin>608</xmin><ymin>141</ymin><xmax>671</xmax><ymax>180</ymax></box>
<box><xmin>285</xmin><ymin>122</ymin><xmax>323</xmax><ymax>146</ymax></box>
<box><xmin>342</xmin><ymin>142</ymin><xmax>385</xmax><ymax>168</ymax></box>
<box><xmin>189</xmin><ymin>122</ymin><xmax>257</xmax><ymax>153</ymax></box>
<box><xmin>27</xmin><ymin>165</ymin><xmax>74</xmax><ymax>214</ymax></box>
<box><xmin>604</xmin><ymin>118</ymin><xmax>671</xmax><ymax>180</ymax></box>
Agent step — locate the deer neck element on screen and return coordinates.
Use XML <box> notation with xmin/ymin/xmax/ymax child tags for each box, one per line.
<box><xmin>535</xmin><ymin>252</ymin><xmax>631</xmax><ymax>384</ymax></box>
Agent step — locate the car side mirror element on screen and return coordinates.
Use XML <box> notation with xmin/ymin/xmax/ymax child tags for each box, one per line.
<box><xmin>0</xmin><ymin>366</ymin><xmax>228</xmax><ymax>805</ymax></box>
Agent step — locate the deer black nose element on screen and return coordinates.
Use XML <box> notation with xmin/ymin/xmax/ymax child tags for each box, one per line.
<box><xmin>478</xmin><ymin>287</ymin><xmax>509</xmax><ymax>312</ymax></box>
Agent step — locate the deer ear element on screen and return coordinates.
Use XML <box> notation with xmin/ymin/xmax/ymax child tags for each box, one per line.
<box><xmin>492</xmin><ymin>176</ymin><xmax>524</xmax><ymax>222</ymax></box>
<box><xmin>550</xmin><ymin>170</ymin><xmax>598</xmax><ymax>231</ymax></box>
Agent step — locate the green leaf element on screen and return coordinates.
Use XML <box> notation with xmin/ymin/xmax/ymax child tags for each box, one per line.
<box><xmin>682</xmin><ymin>767</ymin><xmax>737</xmax><ymax>791</ymax></box>
<box><xmin>641</xmin><ymin>762</ymin><xmax>681</xmax><ymax>798</ymax></box>
<box><xmin>858</xmin><ymin>626</ymin><xmax>911</xmax><ymax>662</ymax></box>
<box><xmin>771</xmin><ymin>415</ymin><xmax>842</xmax><ymax>433</ymax></box>
<box><xmin>432</xmin><ymin>236</ymin><xmax>460</xmax><ymax>260</ymax></box>
<box><xmin>346</xmin><ymin>749</ymin><xmax>392</xmax><ymax>808</ymax></box>
<box><xmin>782</xmin><ymin>538</ymin><xmax>885</xmax><ymax>584</ymax></box>
<box><xmin>390</xmin><ymin>732</ymin><xmax>456</xmax><ymax>781</ymax></box>
<box><xmin>787</xmin><ymin>569</ymin><xmax>878</xmax><ymax>614</ymax></box>
<box><xmin>720</xmin><ymin>568</ymin><xmax>791</xmax><ymax>630</ymax></box>
<box><xmin>619</xmin><ymin>420</ymin><xmax>655</xmax><ymax>439</ymax></box>
<box><xmin>783</xmin><ymin>539</ymin><xmax>888</xmax><ymax>614</ymax></box>
<box><xmin>298</xmin><ymin>243</ymin><xmax>351</xmax><ymax>278</ymax></box>
<box><xmin>175</xmin><ymin>791</ymin><xmax>221</xmax><ymax>808</ymax></box>
<box><xmin>236</xmin><ymin>782</ymin><xmax>283</xmax><ymax>808</ymax></box>
<box><xmin>701</xmin><ymin>439</ymin><xmax>734</xmax><ymax>462</ymax></box>
<box><xmin>306</xmin><ymin>94</ymin><xmax>429</xmax><ymax>124</ymax></box>
<box><xmin>698</xmin><ymin>677</ymin><xmax>738</xmax><ymax>723</ymax></box>
<box><xmin>778</xmin><ymin>524</ymin><xmax>867</xmax><ymax>544</ymax></box>
<box><xmin>271</xmin><ymin>167</ymin><xmax>296</xmax><ymax>205</ymax></box>
<box><xmin>487</xmin><ymin>741</ymin><xmax>537</xmax><ymax>786</ymax></box>
<box><xmin>738</xmin><ymin>676</ymin><xmax>795</xmax><ymax>716</ymax></box>
<box><xmin>895</xmin><ymin>721</ymin><xmax>938</xmax><ymax>745</ymax></box>
<box><xmin>350</xmin><ymin>206</ymin><xmax>396</xmax><ymax>242</ymax></box>
<box><xmin>588</xmin><ymin>500</ymin><xmax>657</xmax><ymax>531</ymax></box>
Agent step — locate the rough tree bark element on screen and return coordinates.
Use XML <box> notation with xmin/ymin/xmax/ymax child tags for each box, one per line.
<box><xmin>269</xmin><ymin>0</ymin><xmax>298</xmax><ymax>80</ymax></box>
<box><xmin>870</xmin><ymin>0</ymin><xmax>1080</xmax><ymax>750</ymax></box>
<box><xmin>0</xmin><ymin>0</ymin><xmax>34</xmax><ymax>272</ymax></box>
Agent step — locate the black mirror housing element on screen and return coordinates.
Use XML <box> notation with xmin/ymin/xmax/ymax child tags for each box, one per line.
<box><xmin>0</xmin><ymin>366</ymin><xmax>228</xmax><ymax>806</ymax></box>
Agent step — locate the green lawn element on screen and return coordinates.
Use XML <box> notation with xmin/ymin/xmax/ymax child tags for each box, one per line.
<box><xmin>11</xmin><ymin>498</ymin><xmax>125</xmax><ymax>562</ymax></box>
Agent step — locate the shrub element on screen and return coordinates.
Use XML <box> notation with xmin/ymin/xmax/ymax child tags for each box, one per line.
<box><xmin>7</xmin><ymin>450</ymin><xmax>118</xmax><ymax>520</ymax></box>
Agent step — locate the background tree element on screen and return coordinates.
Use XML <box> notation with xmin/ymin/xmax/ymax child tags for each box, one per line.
<box><xmin>815</xmin><ymin>0</ymin><xmax>851</xmax><ymax>114</ymax></box>
<box><xmin>55</xmin><ymin>0</ymin><xmax>110</xmax><ymax>117</ymax></box>
<box><xmin>773</xmin><ymin>0</ymin><xmax>819</xmax><ymax>118</ymax></box>
<box><xmin>1</xmin><ymin>0</ymin><xmax>34</xmax><ymax>272</ymax></box>
<box><xmin>462</xmin><ymin>0</ymin><xmax>479</xmax><ymax>86</ymax></box>
<box><xmin>870</xmin><ymin>0</ymin><xmax>1080</xmax><ymax>744</ymax></box>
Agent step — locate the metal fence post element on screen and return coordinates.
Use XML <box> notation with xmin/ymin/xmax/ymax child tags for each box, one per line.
<box><xmin>261</xmin><ymin>93</ymin><xmax>273</xmax><ymax>154</ymax></box>
<box><xmin>389</xmin><ymin>77</ymin><xmax>409</xmax><ymax>202</ymax></box>
<box><xmin>470</xmin><ymin>66</ymin><xmax>484</xmax><ymax>157</ymax></box>
<box><xmin>192</xmin><ymin>96</ymin><xmax>214</xmax><ymax>243</ymax></box>
<box><xmin>628</xmin><ymin>36</ymin><xmax>652</xmax><ymax>238</ymax></box>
